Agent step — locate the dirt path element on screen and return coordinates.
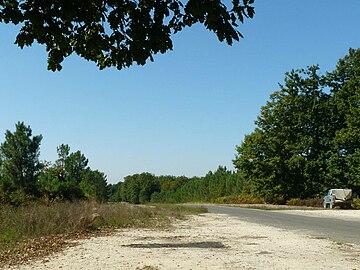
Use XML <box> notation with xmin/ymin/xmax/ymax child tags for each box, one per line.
<box><xmin>8</xmin><ymin>212</ymin><xmax>360</xmax><ymax>270</ymax></box>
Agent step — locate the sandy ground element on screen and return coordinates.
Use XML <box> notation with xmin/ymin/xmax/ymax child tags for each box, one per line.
<box><xmin>8</xmin><ymin>210</ymin><xmax>360</xmax><ymax>270</ymax></box>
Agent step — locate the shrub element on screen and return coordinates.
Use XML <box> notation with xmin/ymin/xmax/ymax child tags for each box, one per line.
<box><xmin>215</xmin><ymin>194</ymin><xmax>266</xmax><ymax>204</ymax></box>
<box><xmin>351</xmin><ymin>198</ymin><xmax>360</xmax><ymax>209</ymax></box>
<box><xmin>286</xmin><ymin>198</ymin><xmax>322</xmax><ymax>207</ymax></box>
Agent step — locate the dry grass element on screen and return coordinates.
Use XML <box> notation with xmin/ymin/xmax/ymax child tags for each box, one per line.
<box><xmin>286</xmin><ymin>198</ymin><xmax>323</xmax><ymax>208</ymax></box>
<box><xmin>0</xmin><ymin>201</ymin><xmax>207</xmax><ymax>267</ymax></box>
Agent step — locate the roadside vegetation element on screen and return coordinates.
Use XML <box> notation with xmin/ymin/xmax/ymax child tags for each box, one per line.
<box><xmin>352</xmin><ymin>198</ymin><xmax>360</xmax><ymax>209</ymax></box>
<box><xmin>0</xmin><ymin>201</ymin><xmax>207</xmax><ymax>267</ymax></box>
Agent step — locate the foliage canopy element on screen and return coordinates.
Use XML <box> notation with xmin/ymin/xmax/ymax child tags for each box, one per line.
<box><xmin>0</xmin><ymin>0</ymin><xmax>254</xmax><ymax>71</ymax></box>
<box><xmin>0</xmin><ymin>122</ymin><xmax>42</xmax><ymax>197</ymax></box>
<box><xmin>234</xmin><ymin>48</ymin><xmax>360</xmax><ymax>200</ymax></box>
<box><xmin>0</xmin><ymin>124</ymin><xmax>109</xmax><ymax>204</ymax></box>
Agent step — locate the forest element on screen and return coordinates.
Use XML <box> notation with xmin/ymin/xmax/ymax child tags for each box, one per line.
<box><xmin>1</xmin><ymin>48</ymin><xmax>360</xmax><ymax>205</ymax></box>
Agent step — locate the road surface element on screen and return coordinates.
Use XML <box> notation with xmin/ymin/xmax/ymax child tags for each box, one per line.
<box><xmin>205</xmin><ymin>205</ymin><xmax>360</xmax><ymax>245</ymax></box>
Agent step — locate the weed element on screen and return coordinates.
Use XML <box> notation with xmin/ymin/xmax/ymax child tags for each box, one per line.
<box><xmin>0</xmin><ymin>201</ymin><xmax>206</xmax><ymax>267</ymax></box>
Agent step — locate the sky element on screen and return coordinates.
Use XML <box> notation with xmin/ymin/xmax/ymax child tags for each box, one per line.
<box><xmin>1</xmin><ymin>1</ymin><xmax>360</xmax><ymax>184</ymax></box>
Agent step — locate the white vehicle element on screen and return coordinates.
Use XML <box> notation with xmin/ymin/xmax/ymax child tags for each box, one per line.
<box><xmin>323</xmin><ymin>189</ymin><xmax>352</xmax><ymax>209</ymax></box>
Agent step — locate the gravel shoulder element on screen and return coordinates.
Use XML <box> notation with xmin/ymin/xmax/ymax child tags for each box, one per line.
<box><xmin>7</xmin><ymin>210</ymin><xmax>360</xmax><ymax>270</ymax></box>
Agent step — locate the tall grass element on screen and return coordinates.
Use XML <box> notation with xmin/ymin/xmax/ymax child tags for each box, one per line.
<box><xmin>0</xmin><ymin>201</ymin><xmax>207</xmax><ymax>266</ymax></box>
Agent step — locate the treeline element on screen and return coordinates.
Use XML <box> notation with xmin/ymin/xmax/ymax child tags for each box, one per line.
<box><xmin>0</xmin><ymin>122</ymin><xmax>108</xmax><ymax>204</ymax></box>
<box><xmin>0</xmin><ymin>122</ymin><xmax>239</xmax><ymax>205</ymax></box>
<box><xmin>111</xmin><ymin>49</ymin><xmax>360</xmax><ymax>204</ymax></box>
<box><xmin>234</xmin><ymin>48</ymin><xmax>360</xmax><ymax>201</ymax></box>
<box><xmin>108</xmin><ymin>167</ymin><xmax>242</xmax><ymax>204</ymax></box>
<box><xmin>2</xmin><ymin>49</ymin><xmax>360</xmax><ymax>205</ymax></box>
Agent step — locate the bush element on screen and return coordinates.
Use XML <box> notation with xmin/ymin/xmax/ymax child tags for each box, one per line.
<box><xmin>263</xmin><ymin>195</ymin><xmax>286</xmax><ymax>205</ymax></box>
<box><xmin>216</xmin><ymin>194</ymin><xmax>266</xmax><ymax>204</ymax></box>
<box><xmin>351</xmin><ymin>198</ymin><xmax>360</xmax><ymax>209</ymax></box>
<box><xmin>286</xmin><ymin>198</ymin><xmax>322</xmax><ymax>207</ymax></box>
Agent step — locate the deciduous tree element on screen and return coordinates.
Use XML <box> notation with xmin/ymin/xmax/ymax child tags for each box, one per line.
<box><xmin>234</xmin><ymin>49</ymin><xmax>360</xmax><ymax>200</ymax></box>
<box><xmin>0</xmin><ymin>0</ymin><xmax>254</xmax><ymax>71</ymax></box>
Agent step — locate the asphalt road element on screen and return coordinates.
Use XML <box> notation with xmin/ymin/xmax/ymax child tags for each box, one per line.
<box><xmin>205</xmin><ymin>205</ymin><xmax>360</xmax><ymax>245</ymax></box>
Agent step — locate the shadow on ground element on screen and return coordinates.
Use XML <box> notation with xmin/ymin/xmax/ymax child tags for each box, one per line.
<box><xmin>123</xmin><ymin>241</ymin><xmax>226</xmax><ymax>249</ymax></box>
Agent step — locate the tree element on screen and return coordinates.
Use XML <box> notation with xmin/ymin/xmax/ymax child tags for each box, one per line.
<box><xmin>57</xmin><ymin>145</ymin><xmax>88</xmax><ymax>200</ymax></box>
<box><xmin>80</xmin><ymin>169</ymin><xmax>108</xmax><ymax>202</ymax></box>
<box><xmin>0</xmin><ymin>122</ymin><xmax>42</xmax><ymax>196</ymax></box>
<box><xmin>121</xmin><ymin>172</ymin><xmax>159</xmax><ymax>204</ymax></box>
<box><xmin>203</xmin><ymin>166</ymin><xmax>240</xmax><ymax>200</ymax></box>
<box><xmin>234</xmin><ymin>48</ymin><xmax>360</xmax><ymax>200</ymax></box>
<box><xmin>234</xmin><ymin>129</ymin><xmax>277</xmax><ymax>198</ymax></box>
<box><xmin>107</xmin><ymin>182</ymin><xmax>123</xmax><ymax>202</ymax></box>
<box><xmin>0</xmin><ymin>156</ymin><xmax>6</xmax><ymax>202</ymax></box>
<box><xmin>55</xmin><ymin>143</ymin><xmax>70</xmax><ymax>183</ymax></box>
<box><xmin>326</xmin><ymin>48</ymin><xmax>360</xmax><ymax>194</ymax></box>
<box><xmin>0</xmin><ymin>0</ymin><xmax>254</xmax><ymax>71</ymax></box>
<box><xmin>234</xmin><ymin>67</ymin><xmax>334</xmax><ymax>200</ymax></box>
<box><xmin>37</xmin><ymin>144</ymin><xmax>89</xmax><ymax>200</ymax></box>
<box><xmin>64</xmin><ymin>149</ymin><xmax>89</xmax><ymax>185</ymax></box>
<box><xmin>122</xmin><ymin>174</ymin><xmax>140</xmax><ymax>204</ymax></box>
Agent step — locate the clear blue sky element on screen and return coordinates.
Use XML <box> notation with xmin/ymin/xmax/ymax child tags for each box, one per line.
<box><xmin>1</xmin><ymin>1</ymin><xmax>360</xmax><ymax>183</ymax></box>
